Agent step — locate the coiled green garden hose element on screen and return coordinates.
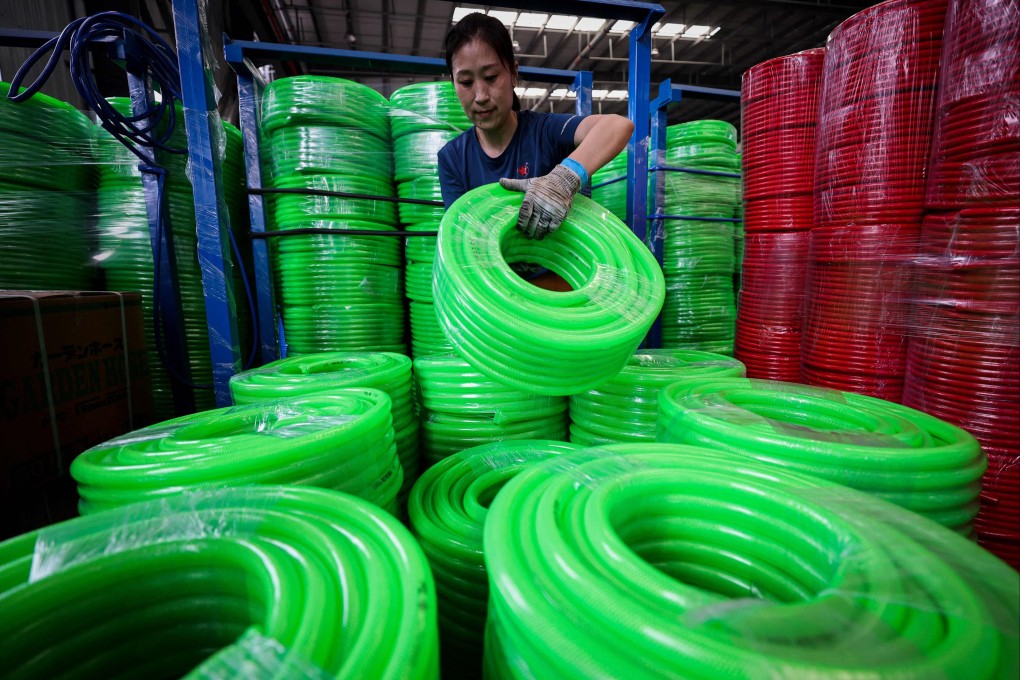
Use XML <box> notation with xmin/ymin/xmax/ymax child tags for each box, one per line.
<box><xmin>407</xmin><ymin>439</ymin><xmax>580</xmax><ymax>676</ymax></box>
<box><xmin>0</xmin><ymin>485</ymin><xmax>439</xmax><ymax>678</ymax></box>
<box><xmin>388</xmin><ymin>81</ymin><xmax>470</xmax><ymax>139</ymax></box>
<box><xmin>569</xmin><ymin>350</ymin><xmax>745</xmax><ymax>445</ymax></box>
<box><xmin>657</xmin><ymin>377</ymin><xmax>986</xmax><ymax>532</ymax></box>
<box><xmin>270</xmin><ymin>173</ymin><xmax>398</xmax><ymax>227</ymax></box>
<box><xmin>434</xmin><ymin>185</ymin><xmax>665</xmax><ymax>395</ymax></box>
<box><xmin>262</xmin><ymin>126</ymin><xmax>393</xmax><ymax>182</ymax></box>
<box><xmin>70</xmin><ymin>391</ymin><xmax>402</xmax><ymax>516</ymax></box>
<box><xmin>229</xmin><ymin>352</ymin><xmax>420</xmax><ymax>492</ymax></box>
<box><xmin>414</xmin><ymin>354</ymin><xmax>567</xmax><ymax>465</ymax></box>
<box><xmin>262</xmin><ymin>75</ymin><xmax>390</xmax><ymax>139</ymax></box>
<box><xmin>591</xmin><ymin>149</ymin><xmax>627</xmax><ymax>222</ymax></box>
<box><xmin>484</xmin><ymin>444</ymin><xmax>1019</xmax><ymax>679</ymax></box>
<box><xmin>398</xmin><ymin>178</ymin><xmax>445</xmax><ymax>226</ymax></box>
<box><xmin>393</xmin><ymin>130</ymin><xmax>460</xmax><ymax>183</ymax></box>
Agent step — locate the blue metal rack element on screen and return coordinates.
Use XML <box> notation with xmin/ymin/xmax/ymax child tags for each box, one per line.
<box><xmin>646</xmin><ymin>79</ymin><xmax>742</xmax><ymax>348</ymax></box>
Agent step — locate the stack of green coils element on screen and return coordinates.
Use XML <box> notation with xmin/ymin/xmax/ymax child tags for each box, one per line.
<box><xmin>591</xmin><ymin>149</ymin><xmax>627</xmax><ymax>222</ymax></box>
<box><xmin>413</xmin><ymin>354</ymin><xmax>568</xmax><ymax>466</ymax></box>
<box><xmin>657</xmin><ymin>377</ymin><xmax>987</xmax><ymax>533</ymax></box>
<box><xmin>261</xmin><ymin>76</ymin><xmax>405</xmax><ymax>355</ymax></box>
<box><xmin>435</xmin><ymin>186</ymin><xmax>665</xmax><ymax>395</ymax></box>
<box><xmin>0</xmin><ymin>485</ymin><xmax>439</xmax><ymax>678</ymax></box>
<box><xmin>70</xmin><ymin>391</ymin><xmax>403</xmax><ymax>516</ymax></box>
<box><xmin>228</xmin><ymin>352</ymin><xmax>420</xmax><ymax>496</ymax></box>
<box><xmin>660</xmin><ymin>120</ymin><xmax>742</xmax><ymax>355</ymax></box>
<box><xmin>569</xmin><ymin>349</ymin><xmax>745</xmax><ymax>446</ymax></box>
<box><xmin>93</xmin><ymin>98</ymin><xmax>249</xmax><ymax>417</ymax></box>
<box><xmin>390</xmin><ymin>83</ymin><xmax>469</xmax><ymax>358</ymax></box>
<box><xmin>484</xmin><ymin>444</ymin><xmax>1019</xmax><ymax>679</ymax></box>
<box><xmin>408</xmin><ymin>439</ymin><xmax>579</xmax><ymax>676</ymax></box>
<box><xmin>0</xmin><ymin>82</ymin><xmax>96</xmax><ymax>290</ymax></box>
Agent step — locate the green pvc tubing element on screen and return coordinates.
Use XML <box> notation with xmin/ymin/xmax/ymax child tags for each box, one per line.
<box><xmin>657</xmin><ymin>378</ymin><xmax>987</xmax><ymax>531</ymax></box>
<box><xmin>569</xmin><ymin>350</ymin><xmax>745</xmax><ymax>444</ymax></box>
<box><xmin>71</xmin><ymin>391</ymin><xmax>402</xmax><ymax>516</ymax></box>
<box><xmin>591</xmin><ymin>149</ymin><xmax>627</xmax><ymax>222</ymax></box>
<box><xmin>407</xmin><ymin>439</ymin><xmax>580</xmax><ymax>676</ymax></box>
<box><xmin>484</xmin><ymin>444</ymin><xmax>1019</xmax><ymax>680</ymax></box>
<box><xmin>229</xmin><ymin>352</ymin><xmax>420</xmax><ymax>489</ymax></box>
<box><xmin>261</xmin><ymin>75</ymin><xmax>390</xmax><ymax>139</ymax></box>
<box><xmin>389</xmin><ymin>82</ymin><xmax>470</xmax><ymax>139</ymax></box>
<box><xmin>0</xmin><ymin>485</ymin><xmax>439</xmax><ymax>678</ymax></box>
<box><xmin>434</xmin><ymin>185</ymin><xmax>665</xmax><ymax>395</ymax></box>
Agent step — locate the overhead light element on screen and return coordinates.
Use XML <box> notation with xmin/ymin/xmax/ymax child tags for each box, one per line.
<box><xmin>550</xmin><ymin>88</ymin><xmax>570</xmax><ymax>98</ymax></box>
<box><xmin>592</xmin><ymin>89</ymin><xmax>609</xmax><ymax>99</ymax></box>
<box><xmin>451</xmin><ymin>7</ymin><xmax>474</xmax><ymax>22</ymax></box>
<box><xmin>650</xmin><ymin>46</ymin><xmax>660</xmax><ymax>56</ymax></box>
<box><xmin>514</xmin><ymin>86</ymin><xmax>525</xmax><ymax>96</ymax></box>
<box><xmin>709</xmin><ymin>27</ymin><xmax>722</xmax><ymax>37</ymax></box>
<box><xmin>523</xmin><ymin>87</ymin><xmax>547</xmax><ymax>97</ymax></box>
<box><xmin>545</xmin><ymin>15</ymin><xmax>578</xmax><ymax>30</ymax></box>
<box><xmin>608</xmin><ymin>20</ymin><xmax>635</xmax><ymax>34</ymax></box>
<box><xmin>515</xmin><ymin>13</ymin><xmax>547</xmax><ymax>28</ymax></box>
<box><xmin>682</xmin><ymin>25</ymin><xmax>712</xmax><ymax>38</ymax></box>
<box><xmin>655</xmin><ymin>22</ymin><xmax>685</xmax><ymax>38</ymax></box>
<box><xmin>574</xmin><ymin>17</ymin><xmax>605</xmax><ymax>32</ymax></box>
<box><xmin>512</xmin><ymin>39</ymin><xmax>520</xmax><ymax>50</ymax></box>
<box><xmin>488</xmin><ymin>10</ymin><xmax>517</xmax><ymax>27</ymax></box>
<box><xmin>607</xmin><ymin>89</ymin><xmax>628</xmax><ymax>100</ymax></box>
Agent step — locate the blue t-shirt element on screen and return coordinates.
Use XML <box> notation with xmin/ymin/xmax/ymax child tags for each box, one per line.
<box><xmin>438</xmin><ymin>110</ymin><xmax>583</xmax><ymax>209</ymax></box>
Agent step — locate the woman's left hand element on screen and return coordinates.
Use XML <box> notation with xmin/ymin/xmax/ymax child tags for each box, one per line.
<box><xmin>499</xmin><ymin>164</ymin><xmax>582</xmax><ymax>239</ymax></box>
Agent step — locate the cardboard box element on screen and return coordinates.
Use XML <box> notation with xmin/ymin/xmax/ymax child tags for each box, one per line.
<box><xmin>0</xmin><ymin>291</ymin><xmax>153</xmax><ymax>538</ymax></box>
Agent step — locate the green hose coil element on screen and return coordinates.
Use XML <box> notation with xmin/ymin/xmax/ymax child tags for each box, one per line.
<box><xmin>388</xmin><ymin>82</ymin><xmax>470</xmax><ymax>139</ymax></box>
<box><xmin>657</xmin><ymin>378</ymin><xmax>987</xmax><ymax>532</ymax></box>
<box><xmin>261</xmin><ymin>76</ymin><xmax>404</xmax><ymax>355</ymax></box>
<box><xmin>229</xmin><ymin>352</ymin><xmax>420</xmax><ymax>493</ymax></box>
<box><xmin>484</xmin><ymin>444</ymin><xmax>1019</xmax><ymax>679</ymax></box>
<box><xmin>0</xmin><ymin>485</ymin><xmax>439</xmax><ymax>678</ymax></box>
<box><xmin>413</xmin><ymin>354</ymin><xmax>567</xmax><ymax>465</ymax></box>
<box><xmin>70</xmin><ymin>391</ymin><xmax>402</xmax><ymax>516</ymax></box>
<box><xmin>408</xmin><ymin>439</ymin><xmax>580</xmax><ymax>676</ymax></box>
<box><xmin>591</xmin><ymin>149</ymin><xmax>627</xmax><ymax>222</ymax></box>
<box><xmin>569</xmin><ymin>350</ymin><xmax>745</xmax><ymax>445</ymax></box>
<box><xmin>434</xmin><ymin>185</ymin><xmax>665</xmax><ymax>395</ymax></box>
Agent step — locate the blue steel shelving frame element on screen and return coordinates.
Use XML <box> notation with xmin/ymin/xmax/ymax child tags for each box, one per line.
<box><xmin>167</xmin><ymin>0</ymin><xmax>663</xmax><ymax>399</ymax></box>
<box><xmin>646</xmin><ymin>79</ymin><xmax>742</xmax><ymax>348</ymax></box>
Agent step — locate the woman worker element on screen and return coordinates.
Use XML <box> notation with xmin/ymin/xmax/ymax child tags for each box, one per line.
<box><xmin>438</xmin><ymin>12</ymin><xmax>634</xmax><ymax>242</ymax></box>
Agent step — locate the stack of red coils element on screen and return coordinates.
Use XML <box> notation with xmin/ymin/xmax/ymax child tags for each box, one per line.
<box><xmin>926</xmin><ymin>0</ymin><xmax>1019</xmax><ymax>210</ymax></box>
<box><xmin>904</xmin><ymin>209</ymin><xmax>1019</xmax><ymax>567</ymax></box>
<box><xmin>801</xmin><ymin>225</ymin><xmax>918</xmax><ymax>403</ymax></box>
<box><xmin>736</xmin><ymin>49</ymin><xmax>824</xmax><ymax>380</ymax></box>
<box><xmin>814</xmin><ymin>0</ymin><xmax>947</xmax><ymax>228</ymax></box>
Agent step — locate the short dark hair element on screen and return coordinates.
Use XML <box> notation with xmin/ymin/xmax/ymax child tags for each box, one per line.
<box><xmin>444</xmin><ymin>12</ymin><xmax>521</xmax><ymax>112</ymax></box>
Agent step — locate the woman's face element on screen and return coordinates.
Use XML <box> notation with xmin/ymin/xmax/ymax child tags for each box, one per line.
<box><xmin>451</xmin><ymin>38</ymin><xmax>516</xmax><ymax>134</ymax></box>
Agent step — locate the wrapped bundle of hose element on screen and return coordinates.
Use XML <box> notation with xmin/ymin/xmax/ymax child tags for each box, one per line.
<box><xmin>0</xmin><ymin>83</ymin><xmax>95</xmax><ymax>290</ymax></box>
<box><xmin>657</xmin><ymin>377</ymin><xmax>986</xmax><ymax>532</ymax></box>
<box><xmin>393</xmin><ymin>130</ymin><xmax>460</xmax><ymax>184</ymax></box>
<box><xmin>405</xmin><ymin>224</ymin><xmax>452</xmax><ymax>358</ymax></box>
<box><xmin>434</xmin><ymin>185</ymin><xmax>664</xmax><ymax>395</ymax></box>
<box><xmin>569</xmin><ymin>350</ymin><xmax>745</xmax><ymax>445</ymax></box>
<box><xmin>229</xmin><ymin>352</ymin><xmax>420</xmax><ymax>493</ymax></box>
<box><xmin>414</xmin><ymin>354</ymin><xmax>567</xmax><ymax>465</ymax></box>
<box><xmin>389</xmin><ymin>81</ymin><xmax>471</xmax><ymax>139</ymax></box>
<box><xmin>262</xmin><ymin>76</ymin><xmax>404</xmax><ymax>356</ymax></box>
<box><xmin>398</xmin><ymin>177</ymin><xmax>445</xmax><ymax>226</ymax></box>
<box><xmin>591</xmin><ymin>149</ymin><xmax>627</xmax><ymax>222</ymax></box>
<box><xmin>0</xmin><ymin>485</ymin><xmax>439</xmax><ymax>678</ymax></box>
<box><xmin>484</xmin><ymin>444</ymin><xmax>1019</xmax><ymax>680</ymax></box>
<box><xmin>70</xmin><ymin>391</ymin><xmax>403</xmax><ymax>516</ymax></box>
<box><xmin>408</xmin><ymin>439</ymin><xmax>579</xmax><ymax>676</ymax></box>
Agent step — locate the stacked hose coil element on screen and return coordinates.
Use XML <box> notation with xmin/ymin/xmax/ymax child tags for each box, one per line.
<box><xmin>591</xmin><ymin>149</ymin><xmax>627</xmax><ymax>222</ymax></box>
<box><xmin>434</xmin><ymin>185</ymin><xmax>664</xmax><ymax>395</ymax></box>
<box><xmin>413</xmin><ymin>354</ymin><xmax>568</xmax><ymax>466</ymax></box>
<box><xmin>261</xmin><ymin>76</ymin><xmax>404</xmax><ymax>355</ymax></box>
<box><xmin>657</xmin><ymin>377</ymin><xmax>986</xmax><ymax>533</ymax></box>
<box><xmin>0</xmin><ymin>82</ymin><xmax>95</xmax><ymax>290</ymax></box>
<box><xmin>569</xmin><ymin>350</ymin><xmax>745</xmax><ymax>446</ymax></box>
<box><xmin>389</xmin><ymin>83</ymin><xmax>468</xmax><ymax>358</ymax></box>
<box><xmin>0</xmin><ymin>486</ymin><xmax>439</xmax><ymax>678</ymax></box>
<box><xmin>484</xmin><ymin>445</ymin><xmax>1019</xmax><ymax>679</ymax></box>
<box><xmin>656</xmin><ymin>121</ymin><xmax>742</xmax><ymax>354</ymax></box>
<box><xmin>93</xmin><ymin>98</ymin><xmax>248</xmax><ymax>417</ymax></box>
<box><xmin>70</xmin><ymin>391</ymin><xmax>403</xmax><ymax>516</ymax></box>
<box><xmin>229</xmin><ymin>352</ymin><xmax>421</xmax><ymax>499</ymax></box>
<box><xmin>407</xmin><ymin>439</ymin><xmax>579</xmax><ymax>676</ymax></box>
<box><xmin>905</xmin><ymin>0</ymin><xmax>1020</xmax><ymax>569</ymax></box>
<box><xmin>737</xmin><ymin>49</ymin><xmax>824</xmax><ymax>380</ymax></box>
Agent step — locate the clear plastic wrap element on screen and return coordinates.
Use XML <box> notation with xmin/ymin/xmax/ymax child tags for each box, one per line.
<box><xmin>484</xmin><ymin>445</ymin><xmax>1018</xmax><ymax>679</ymax></box>
<box><xmin>412</xmin><ymin>354</ymin><xmax>568</xmax><ymax>466</ymax></box>
<box><xmin>434</xmin><ymin>185</ymin><xmax>664</xmax><ymax>395</ymax></box>
<box><xmin>657</xmin><ymin>377</ymin><xmax>985</xmax><ymax>533</ymax></box>
<box><xmin>69</xmin><ymin>391</ymin><xmax>402</xmax><ymax>515</ymax></box>
<box><xmin>814</xmin><ymin>0</ymin><xmax>947</xmax><ymax>228</ymax></box>
<box><xmin>591</xmin><ymin>149</ymin><xmax>628</xmax><ymax>222</ymax></box>
<box><xmin>407</xmin><ymin>439</ymin><xmax>580</xmax><ymax>677</ymax></box>
<box><xmin>0</xmin><ymin>485</ymin><xmax>439</xmax><ymax>677</ymax></box>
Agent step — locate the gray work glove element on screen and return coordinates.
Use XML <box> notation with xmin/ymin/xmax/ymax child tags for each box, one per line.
<box><xmin>498</xmin><ymin>164</ymin><xmax>582</xmax><ymax>240</ymax></box>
